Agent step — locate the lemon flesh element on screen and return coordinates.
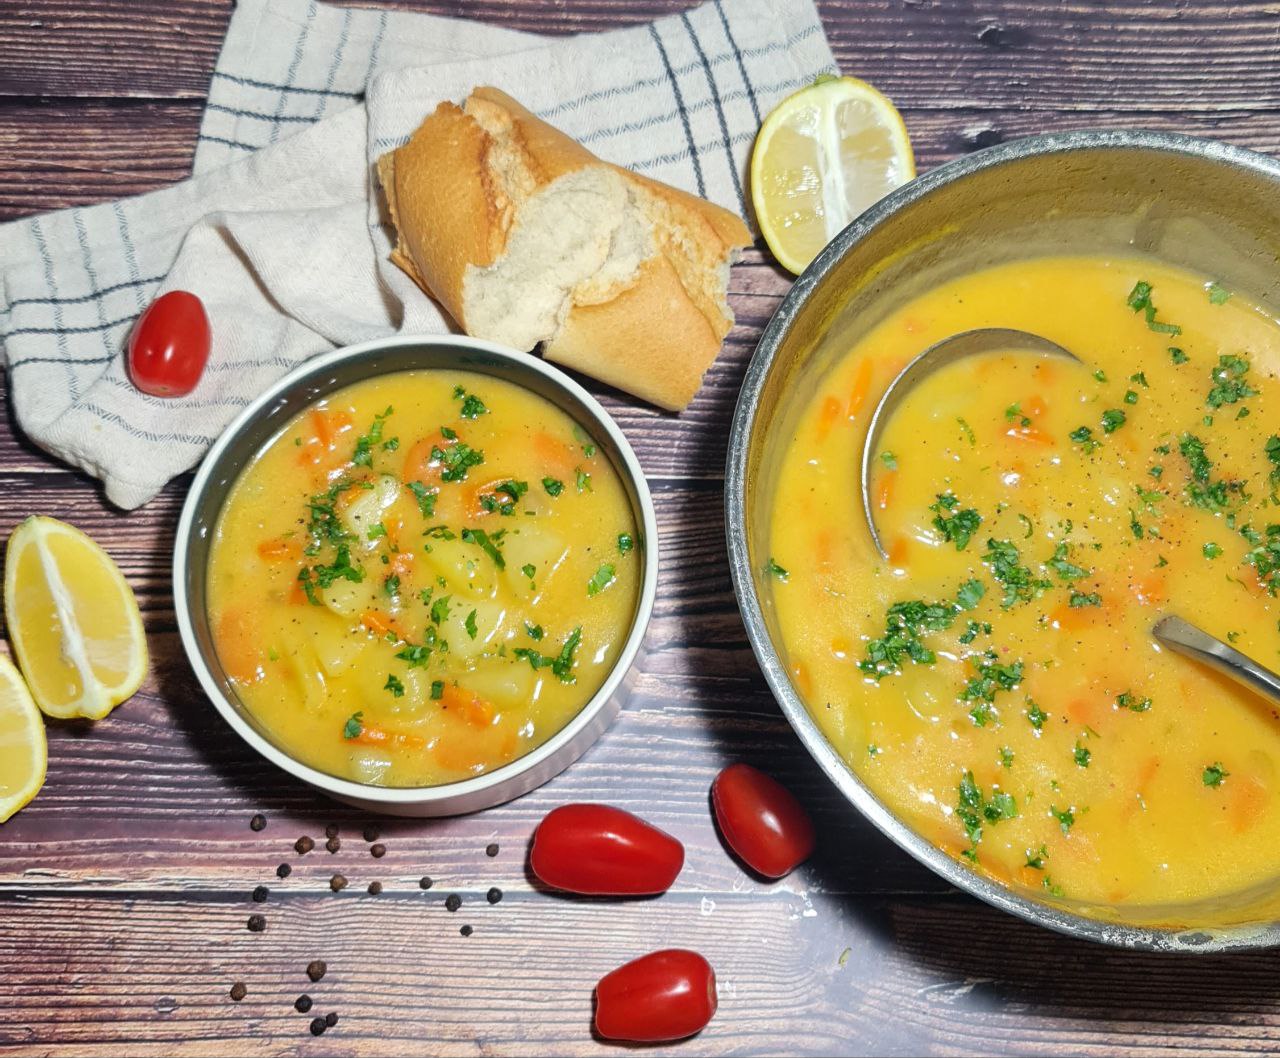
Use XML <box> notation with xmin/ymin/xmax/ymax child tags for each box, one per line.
<box><xmin>0</xmin><ymin>653</ymin><xmax>46</xmax><ymax>822</ymax></box>
<box><xmin>4</xmin><ymin>516</ymin><xmax>147</xmax><ymax>720</ymax></box>
<box><xmin>751</xmin><ymin>75</ymin><xmax>915</xmax><ymax>275</ymax></box>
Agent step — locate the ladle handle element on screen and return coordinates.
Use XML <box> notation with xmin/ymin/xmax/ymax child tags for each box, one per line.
<box><xmin>1152</xmin><ymin>615</ymin><xmax>1280</xmax><ymax>704</ymax></box>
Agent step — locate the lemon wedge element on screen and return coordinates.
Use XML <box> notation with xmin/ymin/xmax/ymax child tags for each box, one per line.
<box><xmin>0</xmin><ymin>653</ymin><xmax>46</xmax><ymax>822</ymax></box>
<box><xmin>4</xmin><ymin>516</ymin><xmax>147</xmax><ymax>720</ymax></box>
<box><xmin>751</xmin><ymin>74</ymin><xmax>915</xmax><ymax>275</ymax></box>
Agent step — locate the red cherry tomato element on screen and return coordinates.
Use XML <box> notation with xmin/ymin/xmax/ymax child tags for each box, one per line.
<box><xmin>127</xmin><ymin>290</ymin><xmax>211</xmax><ymax>397</ymax></box>
<box><xmin>711</xmin><ymin>762</ymin><xmax>816</xmax><ymax>879</ymax></box>
<box><xmin>529</xmin><ymin>804</ymin><xmax>684</xmax><ymax>896</ymax></box>
<box><xmin>594</xmin><ymin>949</ymin><xmax>717</xmax><ymax>1043</ymax></box>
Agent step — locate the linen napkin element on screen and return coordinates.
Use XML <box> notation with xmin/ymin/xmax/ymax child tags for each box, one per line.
<box><xmin>0</xmin><ymin>0</ymin><xmax>835</xmax><ymax>509</ymax></box>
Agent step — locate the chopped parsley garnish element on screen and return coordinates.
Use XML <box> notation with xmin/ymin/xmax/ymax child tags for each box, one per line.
<box><xmin>456</xmin><ymin>390</ymin><xmax>487</xmax><ymax>419</ymax></box>
<box><xmin>1100</xmin><ymin>408</ymin><xmax>1127</xmax><ymax>434</ymax></box>
<box><xmin>423</xmin><ymin>525</ymin><xmax>456</xmax><ymax>541</ymax></box>
<box><xmin>1169</xmin><ymin>346</ymin><xmax>1189</xmax><ymax>365</ymax></box>
<box><xmin>1092</xmin><ymin>370</ymin><xmax>1108</xmax><ymax>383</ymax></box>
<box><xmin>1203</xmin><ymin>762</ymin><xmax>1229</xmax><ymax>787</ymax></box>
<box><xmin>859</xmin><ymin>599</ymin><xmax>956</xmax><ymax>680</ymax></box>
<box><xmin>460</xmin><ymin>527</ymin><xmax>505</xmax><ymax>569</ymax></box>
<box><xmin>1203</xmin><ymin>541</ymin><xmax>1223</xmax><ymax>559</ymax></box>
<box><xmin>983</xmin><ymin>538</ymin><xmax>1051</xmax><ymax>608</ymax></box>
<box><xmin>384</xmin><ymin>573</ymin><xmax>400</xmax><ymax>597</ymax></box>
<box><xmin>956</xmin><ymin>417</ymin><xmax>976</xmax><ymax>446</ymax></box>
<box><xmin>384</xmin><ymin>674</ymin><xmax>405</xmax><ymax>698</ymax></box>
<box><xmin>513</xmin><ymin>626</ymin><xmax>583</xmax><ymax>684</ymax></box>
<box><xmin>1069</xmin><ymin>591</ymin><xmax>1102</xmax><ymax>607</ymax></box>
<box><xmin>1130</xmin><ymin>371</ymin><xmax>1149</xmax><ymax>387</ymax></box>
<box><xmin>1207</xmin><ymin>281</ymin><xmax>1232</xmax><ymax>305</ymax></box>
<box><xmin>573</xmin><ymin>424</ymin><xmax>597</xmax><ymax>458</ymax></box>
<box><xmin>955</xmin><ymin>579</ymin><xmax>986</xmax><ymax>611</ymax></box>
<box><xmin>587</xmin><ymin>563</ymin><xmax>616</xmax><ymax>597</ymax></box>
<box><xmin>464</xmin><ymin>609</ymin><xmax>478</xmax><ymax>640</ymax></box>
<box><xmin>999</xmin><ymin>746</ymin><xmax>1015</xmax><ymax>769</ymax></box>
<box><xmin>430</xmin><ymin>595</ymin><xmax>451</xmax><ymax>625</ymax></box>
<box><xmin>309</xmin><ymin>543</ymin><xmax>364</xmax><ymax>589</ymax></box>
<box><xmin>479</xmin><ymin>479</ymin><xmax>529</xmax><ymax>516</ymax></box>
<box><xmin>542</xmin><ymin>477</ymin><xmax>564</xmax><ymax>497</ymax></box>
<box><xmin>396</xmin><ymin>644</ymin><xmax>430</xmax><ymax>668</ymax></box>
<box><xmin>431</xmin><ymin>439</ymin><xmax>485</xmax><ymax>482</ymax></box>
<box><xmin>618</xmin><ymin>533</ymin><xmax>635</xmax><ymax>555</ymax></box>
<box><xmin>353</xmin><ymin>406</ymin><xmax>394</xmax><ymax>467</ymax></box>
<box><xmin>959</xmin><ymin>619</ymin><xmax>991</xmax><ymax>645</ymax></box>
<box><xmin>1128</xmin><ymin>510</ymin><xmax>1145</xmax><ymax>540</ymax></box>
<box><xmin>430</xmin><ymin>680</ymin><xmax>444</xmax><ymax>700</ymax></box>
<box><xmin>1127</xmin><ymin>280</ymin><xmax>1182</xmax><ymax>335</ymax></box>
<box><xmin>521</xmin><ymin>562</ymin><xmax>536</xmax><ymax>583</ymax></box>
<box><xmin>1050</xmin><ymin>805</ymin><xmax>1075</xmax><ymax>835</ymax></box>
<box><xmin>930</xmin><ymin>492</ymin><xmax>982</xmax><ymax>551</ymax></box>
<box><xmin>405</xmin><ymin>480</ymin><xmax>438</xmax><ymax>518</ymax></box>
<box><xmin>766</xmin><ymin>558</ymin><xmax>790</xmax><ymax>581</ymax></box>
<box><xmin>367</xmin><ymin>523</ymin><xmax>387</xmax><ymax>541</ymax></box>
<box><xmin>1123</xmin><ymin>389</ymin><xmax>1139</xmax><ymax>405</ymax></box>
<box><xmin>880</xmin><ymin>451</ymin><xmax>898</xmax><ymax>470</ymax></box>
<box><xmin>1026</xmin><ymin>698</ymin><xmax>1048</xmax><ymax>731</ymax></box>
<box><xmin>575</xmin><ymin>468</ymin><xmax>592</xmax><ymax>493</ymax></box>
<box><xmin>1116</xmin><ymin>690</ymin><xmax>1151</xmax><ymax>713</ymax></box>
<box><xmin>1073</xmin><ymin>742</ymin><xmax>1092</xmax><ymax>768</ymax></box>
<box><xmin>525</xmin><ymin>622</ymin><xmax>544</xmax><ymax>641</ymax></box>
<box><xmin>1179</xmin><ymin>433</ymin><xmax>1243</xmax><ymax>511</ymax></box>
<box><xmin>1025</xmin><ymin>845</ymin><xmax>1047</xmax><ymax>870</ymax></box>
<box><xmin>1242</xmin><ymin>523</ymin><xmax>1280</xmax><ymax>595</ymax></box>
<box><xmin>342</xmin><ymin>712</ymin><xmax>363</xmax><ymax>739</ymax></box>
<box><xmin>961</xmin><ymin>655</ymin><xmax>1024</xmax><ymax>720</ymax></box>
<box><xmin>1206</xmin><ymin>354</ymin><xmax>1257</xmax><ymax>409</ymax></box>
<box><xmin>955</xmin><ymin>770</ymin><xmax>1018</xmax><ymax>860</ymax></box>
<box><xmin>1046</xmin><ymin>542</ymin><xmax>1088</xmax><ymax>582</ymax></box>
<box><xmin>1005</xmin><ymin>402</ymin><xmax>1031</xmax><ymax>427</ymax></box>
<box><xmin>1266</xmin><ymin>436</ymin><xmax>1280</xmax><ymax>487</ymax></box>
<box><xmin>1069</xmin><ymin>425</ymin><xmax>1099</xmax><ymax>454</ymax></box>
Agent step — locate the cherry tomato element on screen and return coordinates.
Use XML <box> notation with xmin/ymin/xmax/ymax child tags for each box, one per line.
<box><xmin>529</xmin><ymin>804</ymin><xmax>684</xmax><ymax>896</ymax></box>
<box><xmin>711</xmin><ymin>762</ymin><xmax>816</xmax><ymax>879</ymax></box>
<box><xmin>594</xmin><ymin>949</ymin><xmax>717</xmax><ymax>1043</ymax></box>
<box><xmin>127</xmin><ymin>290</ymin><xmax>211</xmax><ymax>397</ymax></box>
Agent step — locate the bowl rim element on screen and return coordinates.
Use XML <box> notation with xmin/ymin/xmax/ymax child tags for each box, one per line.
<box><xmin>174</xmin><ymin>333</ymin><xmax>659</xmax><ymax>806</ymax></box>
<box><xmin>725</xmin><ymin>128</ymin><xmax>1280</xmax><ymax>952</ymax></box>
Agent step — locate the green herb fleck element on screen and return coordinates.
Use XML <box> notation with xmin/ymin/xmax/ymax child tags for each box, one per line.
<box><xmin>343</xmin><ymin>712</ymin><xmax>363</xmax><ymax>739</ymax></box>
<box><xmin>1117</xmin><ymin>690</ymin><xmax>1151</xmax><ymax>713</ymax></box>
<box><xmin>931</xmin><ymin>492</ymin><xmax>982</xmax><ymax>551</ymax></box>
<box><xmin>587</xmin><ymin>563</ymin><xmax>616</xmax><ymax>597</ymax></box>
<box><xmin>984</xmin><ymin>538</ymin><xmax>1051</xmax><ymax>608</ymax></box>
<box><xmin>460</xmin><ymin>527</ymin><xmax>505</xmax><ymax>570</ymax></box>
<box><xmin>766</xmin><ymin>558</ymin><xmax>790</xmax><ymax>581</ymax></box>
<box><xmin>618</xmin><ymin>533</ymin><xmax>635</xmax><ymax>555</ymax></box>
<box><xmin>525</xmin><ymin>622</ymin><xmax>544</xmax><ymax>641</ymax></box>
<box><xmin>1073</xmin><ymin>742</ymin><xmax>1092</xmax><ymax>768</ymax></box>
<box><xmin>1170</xmin><ymin>346</ymin><xmax>1189</xmax><ymax>365</ymax></box>
<box><xmin>384</xmin><ymin>674</ymin><xmax>405</xmax><ymax>698</ymax></box>
<box><xmin>1026</xmin><ymin>698</ymin><xmax>1048</xmax><ymax>731</ymax></box>
<box><xmin>542</xmin><ymin>477</ymin><xmax>565</xmax><ymax>497</ymax></box>
<box><xmin>1203</xmin><ymin>541</ymin><xmax>1223</xmax><ymax>559</ymax></box>
<box><xmin>1203</xmin><ymin>762</ymin><xmax>1229</xmax><ymax>788</ymax></box>
<box><xmin>1206</xmin><ymin>354</ymin><xmax>1258</xmax><ymax>409</ymax></box>
<box><xmin>431</xmin><ymin>680</ymin><xmax>444</xmax><ymax>700</ymax></box>
<box><xmin>1101</xmin><ymin>408</ymin><xmax>1127</xmax><ymax>434</ymax></box>
<box><xmin>1127</xmin><ymin>280</ymin><xmax>1182</xmax><ymax>335</ymax></box>
<box><xmin>1207</xmin><ymin>281</ymin><xmax>1232</xmax><ymax>305</ymax></box>
<box><xmin>353</xmin><ymin>406</ymin><xmax>394</xmax><ymax>467</ymax></box>
<box><xmin>880</xmin><ymin>451</ymin><xmax>899</xmax><ymax>470</ymax></box>
<box><xmin>464</xmin><ymin>609</ymin><xmax>478</xmax><ymax>640</ymax></box>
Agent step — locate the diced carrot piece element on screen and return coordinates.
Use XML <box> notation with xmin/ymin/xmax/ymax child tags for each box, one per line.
<box><xmin>816</xmin><ymin>395</ymin><xmax>843</xmax><ymax>441</ymax></box>
<box><xmin>214</xmin><ymin>607</ymin><xmax>265</xmax><ymax>685</ymax></box>
<box><xmin>1005</xmin><ymin>425</ymin><xmax>1054</xmax><ymax>446</ymax></box>
<box><xmin>1066</xmin><ymin>696</ymin><xmax>1102</xmax><ymax>727</ymax></box>
<box><xmin>847</xmin><ymin>358</ymin><xmax>874</xmax><ymax>419</ymax></box>
<box><xmin>360</xmin><ymin>610</ymin><xmax>405</xmax><ymax>641</ymax></box>
<box><xmin>388</xmin><ymin>551</ymin><xmax>415</xmax><ymax>579</ymax></box>
<box><xmin>1130</xmin><ymin>574</ymin><xmax>1166</xmax><ymax>607</ymax></box>
<box><xmin>403</xmin><ymin>433</ymin><xmax>449</xmax><ymax>485</ymax></box>
<box><xmin>465</xmin><ymin>478</ymin><xmax>516</xmax><ymax>520</ymax></box>
<box><xmin>257</xmin><ymin>537</ymin><xmax>299</xmax><ymax>561</ymax></box>
<box><xmin>876</xmin><ymin>469</ymin><xmax>897</xmax><ymax>510</ymax></box>
<box><xmin>532</xmin><ymin>431</ymin><xmax>578</xmax><ymax>478</ymax></box>
<box><xmin>439</xmin><ymin>683</ymin><xmax>496</xmax><ymax>728</ymax></box>
<box><xmin>888</xmin><ymin>535</ymin><xmax>910</xmax><ymax>567</ymax></box>
<box><xmin>353</xmin><ymin>724</ymin><xmax>426</xmax><ymax>752</ymax></box>
<box><xmin>1229</xmin><ymin>775</ymin><xmax>1269</xmax><ymax>834</ymax></box>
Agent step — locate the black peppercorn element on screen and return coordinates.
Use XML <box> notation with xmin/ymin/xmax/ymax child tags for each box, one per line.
<box><xmin>310</xmin><ymin>1017</ymin><xmax>326</xmax><ymax>1036</ymax></box>
<box><xmin>370</xmin><ymin>843</ymin><xmax>386</xmax><ymax>859</ymax></box>
<box><xmin>367</xmin><ymin>881</ymin><xmax>383</xmax><ymax>895</ymax></box>
<box><xmin>249</xmin><ymin>814</ymin><xmax>266</xmax><ymax>832</ymax></box>
<box><xmin>325</xmin><ymin>1012</ymin><xmax>338</xmax><ymax>1028</ymax></box>
<box><xmin>326</xmin><ymin>836</ymin><xmax>340</xmax><ymax>854</ymax></box>
<box><xmin>486</xmin><ymin>887</ymin><xmax>502</xmax><ymax>905</ymax></box>
<box><xmin>329</xmin><ymin>874</ymin><xmax>347</xmax><ymax>892</ymax></box>
<box><xmin>418</xmin><ymin>876</ymin><xmax>433</xmax><ymax>890</ymax></box>
<box><xmin>485</xmin><ymin>842</ymin><xmax>499</xmax><ymax>857</ymax></box>
<box><xmin>276</xmin><ymin>863</ymin><xmax>292</xmax><ymax>879</ymax></box>
<box><xmin>295</xmin><ymin>836</ymin><xmax>314</xmax><ymax>855</ymax></box>
<box><xmin>295</xmin><ymin>994</ymin><xmax>313</xmax><ymax>1013</ymax></box>
<box><xmin>247</xmin><ymin>914</ymin><xmax>266</xmax><ymax>933</ymax></box>
<box><xmin>362</xmin><ymin>825</ymin><xmax>380</xmax><ymax>843</ymax></box>
<box><xmin>460</xmin><ymin>924</ymin><xmax>473</xmax><ymax>937</ymax></box>
<box><xmin>306</xmin><ymin>960</ymin><xmax>327</xmax><ymax>983</ymax></box>
<box><xmin>252</xmin><ymin>885</ymin><xmax>269</xmax><ymax>903</ymax></box>
<box><xmin>229</xmin><ymin>982</ymin><xmax>247</xmax><ymax>1001</ymax></box>
<box><xmin>444</xmin><ymin>893</ymin><xmax>461</xmax><ymax>912</ymax></box>
<box><xmin>325</xmin><ymin>824</ymin><xmax>339</xmax><ymax>839</ymax></box>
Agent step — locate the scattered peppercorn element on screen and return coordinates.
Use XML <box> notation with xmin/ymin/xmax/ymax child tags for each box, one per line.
<box><xmin>325</xmin><ymin>1013</ymin><xmax>338</xmax><ymax>1028</ymax></box>
<box><xmin>445</xmin><ymin>893</ymin><xmax>461</xmax><ymax>912</ymax></box>
<box><xmin>249</xmin><ymin>814</ymin><xmax>266</xmax><ymax>832</ymax></box>
<box><xmin>485</xmin><ymin>843</ymin><xmax>499</xmax><ymax>858</ymax></box>
<box><xmin>326</xmin><ymin>837</ymin><xmax>341</xmax><ymax>854</ymax></box>
<box><xmin>295</xmin><ymin>994</ymin><xmax>313</xmax><ymax>1013</ymax></box>
<box><xmin>367</xmin><ymin>881</ymin><xmax>383</xmax><ymax>895</ymax></box>
<box><xmin>251</xmin><ymin>885</ymin><xmax>269</xmax><ymax>903</ymax></box>
<box><xmin>325</xmin><ymin>824</ymin><xmax>339</xmax><ymax>839</ymax></box>
<box><xmin>362</xmin><ymin>826</ymin><xmax>380</xmax><ymax>843</ymax></box>
<box><xmin>306</xmin><ymin>960</ymin><xmax>327</xmax><ymax>983</ymax></box>
<box><xmin>329</xmin><ymin>874</ymin><xmax>347</xmax><ymax>892</ymax></box>
<box><xmin>460</xmin><ymin>925</ymin><xmax>473</xmax><ymax>937</ymax></box>
<box><xmin>418</xmin><ymin>876</ymin><xmax>433</xmax><ymax>890</ymax></box>
<box><xmin>310</xmin><ymin>1017</ymin><xmax>327</xmax><ymax>1037</ymax></box>
<box><xmin>230</xmin><ymin>982</ymin><xmax>247</xmax><ymax>1001</ymax></box>
<box><xmin>370</xmin><ymin>844</ymin><xmax>386</xmax><ymax>859</ymax></box>
<box><xmin>295</xmin><ymin>836</ymin><xmax>314</xmax><ymax>855</ymax></box>
<box><xmin>247</xmin><ymin>914</ymin><xmax>266</xmax><ymax>933</ymax></box>
<box><xmin>276</xmin><ymin>863</ymin><xmax>292</xmax><ymax>879</ymax></box>
<box><xmin>486</xmin><ymin>887</ymin><xmax>503</xmax><ymax>905</ymax></box>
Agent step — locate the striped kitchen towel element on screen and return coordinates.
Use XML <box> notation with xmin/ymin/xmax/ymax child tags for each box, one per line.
<box><xmin>0</xmin><ymin>0</ymin><xmax>835</xmax><ymax>509</ymax></box>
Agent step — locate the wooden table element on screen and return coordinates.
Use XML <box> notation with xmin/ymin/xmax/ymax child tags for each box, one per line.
<box><xmin>4</xmin><ymin>1</ymin><xmax>1280</xmax><ymax>1054</ymax></box>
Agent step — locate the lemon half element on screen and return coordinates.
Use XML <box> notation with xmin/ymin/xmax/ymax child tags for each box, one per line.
<box><xmin>4</xmin><ymin>516</ymin><xmax>147</xmax><ymax>720</ymax></box>
<box><xmin>751</xmin><ymin>75</ymin><xmax>915</xmax><ymax>274</ymax></box>
<box><xmin>0</xmin><ymin>653</ymin><xmax>46</xmax><ymax>822</ymax></box>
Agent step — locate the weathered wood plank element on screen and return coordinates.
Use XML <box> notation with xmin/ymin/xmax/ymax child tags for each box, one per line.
<box><xmin>1</xmin><ymin>891</ymin><xmax>1278</xmax><ymax>1057</ymax></box>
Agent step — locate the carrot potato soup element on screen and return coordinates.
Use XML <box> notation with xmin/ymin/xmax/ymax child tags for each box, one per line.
<box><xmin>208</xmin><ymin>371</ymin><xmax>640</xmax><ymax>787</ymax></box>
<box><xmin>770</xmin><ymin>256</ymin><xmax>1280</xmax><ymax>910</ymax></box>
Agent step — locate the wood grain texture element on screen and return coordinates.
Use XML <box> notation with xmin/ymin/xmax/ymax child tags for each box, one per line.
<box><xmin>5</xmin><ymin>0</ymin><xmax>1280</xmax><ymax>1055</ymax></box>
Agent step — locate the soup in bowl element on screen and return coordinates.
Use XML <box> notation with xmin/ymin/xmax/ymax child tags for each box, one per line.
<box><xmin>729</xmin><ymin>131</ymin><xmax>1280</xmax><ymax>949</ymax></box>
<box><xmin>176</xmin><ymin>337</ymin><xmax>657</xmax><ymax>815</ymax></box>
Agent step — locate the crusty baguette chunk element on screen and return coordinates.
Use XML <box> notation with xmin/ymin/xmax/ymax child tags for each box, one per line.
<box><xmin>377</xmin><ymin>87</ymin><xmax>751</xmax><ymax>411</ymax></box>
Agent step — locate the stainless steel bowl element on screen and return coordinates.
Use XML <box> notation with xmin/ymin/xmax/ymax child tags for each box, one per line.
<box><xmin>175</xmin><ymin>335</ymin><xmax>658</xmax><ymax>817</ymax></box>
<box><xmin>726</xmin><ymin>130</ymin><xmax>1280</xmax><ymax>951</ymax></box>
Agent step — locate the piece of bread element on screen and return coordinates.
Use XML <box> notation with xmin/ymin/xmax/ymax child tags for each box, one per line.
<box><xmin>376</xmin><ymin>87</ymin><xmax>752</xmax><ymax>411</ymax></box>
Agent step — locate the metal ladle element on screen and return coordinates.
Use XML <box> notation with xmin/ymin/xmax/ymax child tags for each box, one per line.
<box><xmin>857</xmin><ymin>327</ymin><xmax>1280</xmax><ymax>707</ymax></box>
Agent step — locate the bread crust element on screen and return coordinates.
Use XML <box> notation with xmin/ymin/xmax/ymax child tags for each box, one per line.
<box><xmin>376</xmin><ymin>86</ymin><xmax>751</xmax><ymax>409</ymax></box>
